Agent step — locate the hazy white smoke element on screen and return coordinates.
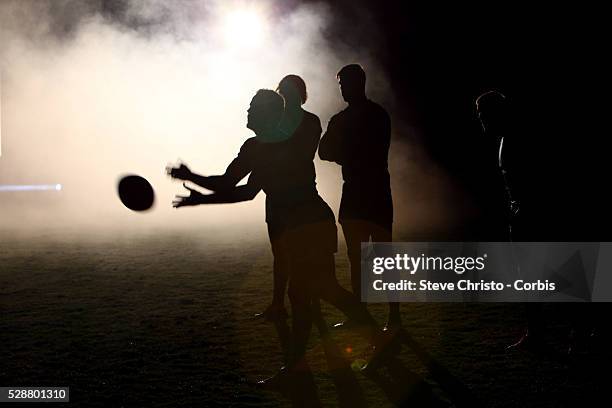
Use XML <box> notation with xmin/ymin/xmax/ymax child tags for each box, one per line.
<box><xmin>0</xmin><ymin>0</ymin><xmax>459</xmax><ymax>237</ymax></box>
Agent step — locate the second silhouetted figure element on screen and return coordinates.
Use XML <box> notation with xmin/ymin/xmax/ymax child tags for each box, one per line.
<box><xmin>319</xmin><ymin>64</ymin><xmax>399</xmax><ymax>329</ymax></box>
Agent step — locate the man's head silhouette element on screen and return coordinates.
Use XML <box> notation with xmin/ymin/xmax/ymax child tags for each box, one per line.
<box><xmin>277</xmin><ymin>75</ymin><xmax>307</xmax><ymax>108</ymax></box>
<box><xmin>337</xmin><ymin>64</ymin><xmax>366</xmax><ymax>104</ymax></box>
<box><xmin>247</xmin><ymin>89</ymin><xmax>285</xmax><ymax>142</ymax></box>
<box><xmin>476</xmin><ymin>90</ymin><xmax>508</xmax><ymax>136</ymax></box>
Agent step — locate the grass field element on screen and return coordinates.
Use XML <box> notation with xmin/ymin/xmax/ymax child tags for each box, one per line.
<box><xmin>1</xmin><ymin>228</ymin><xmax>608</xmax><ymax>407</ymax></box>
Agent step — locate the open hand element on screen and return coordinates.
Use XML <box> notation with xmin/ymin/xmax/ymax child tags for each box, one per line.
<box><xmin>172</xmin><ymin>183</ymin><xmax>205</xmax><ymax>208</ymax></box>
<box><xmin>166</xmin><ymin>163</ymin><xmax>193</xmax><ymax>181</ymax></box>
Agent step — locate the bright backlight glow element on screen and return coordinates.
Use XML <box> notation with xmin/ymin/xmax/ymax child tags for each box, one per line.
<box><xmin>221</xmin><ymin>8</ymin><xmax>267</xmax><ymax>49</ymax></box>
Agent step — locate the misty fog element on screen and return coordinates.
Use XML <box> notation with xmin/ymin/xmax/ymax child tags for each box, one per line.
<box><xmin>0</xmin><ymin>0</ymin><xmax>461</xmax><ymax>238</ymax></box>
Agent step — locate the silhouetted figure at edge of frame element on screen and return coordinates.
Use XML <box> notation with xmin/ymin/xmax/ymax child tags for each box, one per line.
<box><xmin>252</xmin><ymin>75</ymin><xmax>324</xmax><ymax>322</ymax></box>
<box><xmin>168</xmin><ymin>89</ymin><xmax>394</xmax><ymax>386</ymax></box>
<box><xmin>476</xmin><ymin>90</ymin><xmax>545</xmax><ymax>352</ymax></box>
<box><xmin>318</xmin><ymin>64</ymin><xmax>400</xmax><ymax>330</ymax></box>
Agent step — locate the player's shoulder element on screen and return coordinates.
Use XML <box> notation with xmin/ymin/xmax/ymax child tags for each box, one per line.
<box><xmin>241</xmin><ymin>136</ymin><xmax>258</xmax><ymax>146</ymax></box>
<box><xmin>302</xmin><ymin>110</ymin><xmax>322</xmax><ymax>128</ymax></box>
<box><xmin>239</xmin><ymin>136</ymin><xmax>259</xmax><ymax>154</ymax></box>
<box><xmin>303</xmin><ymin>109</ymin><xmax>321</xmax><ymax>123</ymax></box>
<box><xmin>329</xmin><ymin>106</ymin><xmax>350</xmax><ymax>123</ymax></box>
<box><xmin>367</xmin><ymin>99</ymin><xmax>390</xmax><ymax>119</ymax></box>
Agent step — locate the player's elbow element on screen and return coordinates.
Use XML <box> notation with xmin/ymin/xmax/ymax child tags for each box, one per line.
<box><xmin>246</xmin><ymin>188</ymin><xmax>259</xmax><ymax>200</ymax></box>
<box><xmin>237</xmin><ymin>185</ymin><xmax>260</xmax><ymax>202</ymax></box>
<box><xmin>214</xmin><ymin>175</ymin><xmax>239</xmax><ymax>192</ymax></box>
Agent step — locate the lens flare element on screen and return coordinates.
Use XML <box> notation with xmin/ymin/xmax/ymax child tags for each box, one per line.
<box><xmin>0</xmin><ymin>184</ymin><xmax>63</xmax><ymax>192</ymax></box>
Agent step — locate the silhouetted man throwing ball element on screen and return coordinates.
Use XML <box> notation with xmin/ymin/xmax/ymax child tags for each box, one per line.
<box><xmin>319</xmin><ymin>64</ymin><xmax>400</xmax><ymax>330</ymax></box>
<box><xmin>168</xmin><ymin>89</ymin><xmax>390</xmax><ymax>382</ymax></box>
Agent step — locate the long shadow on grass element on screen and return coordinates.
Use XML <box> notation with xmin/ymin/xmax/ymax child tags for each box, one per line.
<box><xmin>269</xmin><ymin>318</ymin><xmax>323</xmax><ymax>407</ymax></box>
<box><xmin>318</xmin><ymin>331</ymin><xmax>367</xmax><ymax>408</ymax></box>
<box><xmin>398</xmin><ymin>329</ymin><xmax>484</xmax><ymax>408</ymax></box>
<box><xmin>316</xmin><ymin>325</ymin><xmax>448</xmax><ymax>408</ymax></box>
<box><xmin>267</xmin><ymin>312</ymin><xmax>479</xmax><ymax>407</ymax></box>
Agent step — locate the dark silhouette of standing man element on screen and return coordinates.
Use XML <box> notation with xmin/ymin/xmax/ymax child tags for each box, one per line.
<box><xmin>476</xmin><ymin>90</ymin><xmax>543</xmax><ymax>351</ymax></box>
<box><xmin>319</xmin><ymin>64</ymin><xmax>400</xmax><ymax>330</ymax></box>
<box><xmin>475</xmin><ymin>90</ymin><xmax>518</xmax><ymax>239</ymax></box>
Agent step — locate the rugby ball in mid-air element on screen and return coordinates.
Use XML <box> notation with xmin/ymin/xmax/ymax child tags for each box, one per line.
<box><xmin>117</xmin><ymin>174</ymin><xmax>155</xmax><ymax>212</ymax></box>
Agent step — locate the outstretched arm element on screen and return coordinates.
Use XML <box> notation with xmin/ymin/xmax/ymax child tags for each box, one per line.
<box><xmin>167</xmin><ymin>139</ymin><xmax>256</xmax><ymax>192</ymax></box>
<box><xmin>172</xmin><ymin>177</ymin><xmax>261</xmax><ymax>208</ymax></box>
<box><xmin>167</xmin><ymin>162</ymin><xmax>249</xmax><ymax>193</ymax></box>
